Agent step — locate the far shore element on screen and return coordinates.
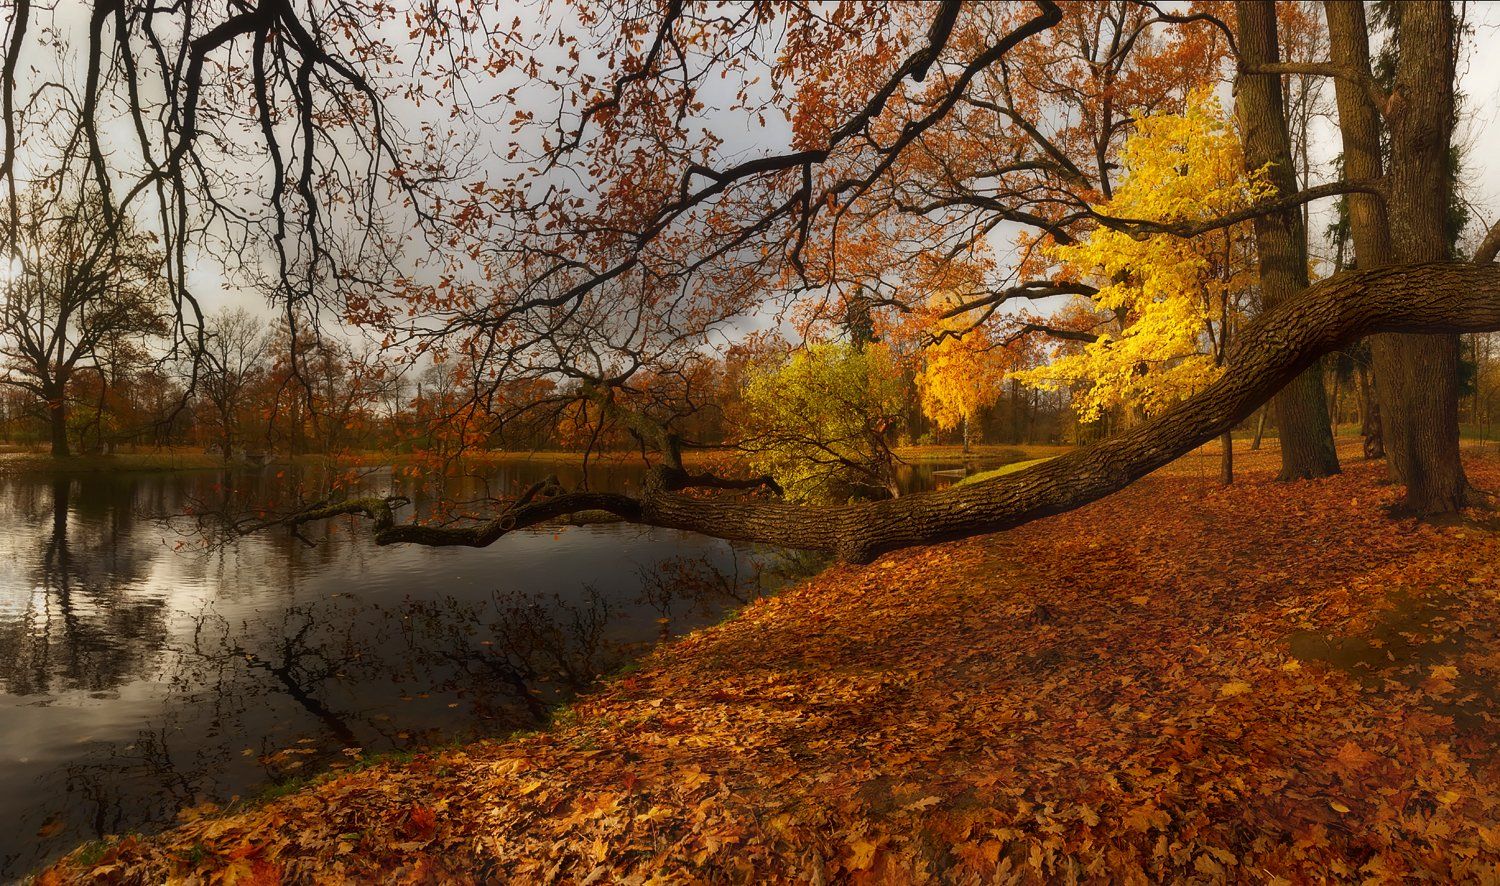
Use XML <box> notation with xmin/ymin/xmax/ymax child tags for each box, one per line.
<box><xmin>0</xmin><ymin>442</ymin><xmax>1074</xmax><ymax>477</ymax></box>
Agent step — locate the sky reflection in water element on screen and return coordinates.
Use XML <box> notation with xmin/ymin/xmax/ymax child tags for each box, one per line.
<box><xmin>0</xmin><ymin>460</ymin><xmax>838</xmax><ymax>879</ymax></box>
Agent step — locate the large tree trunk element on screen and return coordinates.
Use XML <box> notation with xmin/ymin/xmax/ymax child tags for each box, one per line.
<box><xmin>1374</xmin><ymin>336</ymin><xmax>1465</xmax><ymax>511</ymax></box>
<box><xmin>1234</xmin><ymin>1</ymin><xmax>1340</xmax><ymax>481</ymax></box>
<box><xmin>320</xmin><ymin>263</ymin><xmax>1500</xmax><ymax>563</ymax></box>
<box><xmin>47</xmin><ymin>388</ymin><xmax>69</xmax><ymax>458</ymax></box>
<box><xmin>1377</xmin><ymin>1</ymin><xmax>1468</xmax><ymax>513</ymax></box>
<box><xmin>1326</xmin><ymin>1</ymin><xmax>1394</xmax><ymax>468</ymax></box>
<box><xmin>1328</xmin><ymin>0</ymin><xmax>1466</xmax><ymax>511</ymax></box>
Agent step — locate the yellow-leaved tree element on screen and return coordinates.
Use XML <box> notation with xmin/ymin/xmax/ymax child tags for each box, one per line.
<box><xmin>915</xmin><ymin>299</ymin><xmax>1011</xmax><ymax>453</ymax></box>
<box><xmin>1013</xmin><ymin>90</ymin><xmax>1272</xmax><ymax>440</ymax></box>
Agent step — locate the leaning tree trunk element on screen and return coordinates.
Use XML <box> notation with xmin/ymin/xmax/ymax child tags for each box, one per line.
<box><xmin>1234</xmin><ymin>0</ymin><xmax>1339</xmax><ymax>481</ymax></box>
<box><xmin>308</xmin><ymin>263</ymin><xmax>1500</xmax><ymax>563</ymax></box>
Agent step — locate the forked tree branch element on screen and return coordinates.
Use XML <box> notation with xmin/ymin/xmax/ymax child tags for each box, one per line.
<box><xmin>1243</xmin><ymin>62</ymin><xmax>1390</xmax><ymax>116</ymax></box>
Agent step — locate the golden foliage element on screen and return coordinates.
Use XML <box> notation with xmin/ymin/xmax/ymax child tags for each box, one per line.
<box><xmin>1014</xmin><ymin>90</ymin><xmax>1271</xmax><ymax>421</ymax></box>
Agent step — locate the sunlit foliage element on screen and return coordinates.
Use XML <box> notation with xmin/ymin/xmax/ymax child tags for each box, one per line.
<box><xmin>1014</xmin><ymin>91</ymin><xmax>1271</xmax><ymax>421</ymax></box>
<box><xmin>740</xmin><ymin>342</ymin><xmax>905</xmax><ymax>503</ymax></box>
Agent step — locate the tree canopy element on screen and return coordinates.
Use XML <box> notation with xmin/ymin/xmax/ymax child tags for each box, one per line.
<box><xmin>1</xmin><ymin>0</ymin><xmax>1498</xmax><ymax>556</ymax></box>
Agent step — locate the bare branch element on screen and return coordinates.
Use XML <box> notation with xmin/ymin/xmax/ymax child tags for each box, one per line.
<box><xmin>1243</xmin><ymin>61</ymin><xmax>1390</xmax><ymax>116</ymax></box>
<box><xmin>1476</xmin><ymin>219</ymin><xmax>1500</xmax><ymax>265</ymax></box>
<box><xmin>1091</xmin><ymin>180</ymin><xmax>1381</xmax><ymax>240</ymax></box>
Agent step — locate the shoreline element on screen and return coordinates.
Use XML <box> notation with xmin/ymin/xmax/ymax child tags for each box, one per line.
<box><xmin>0</xmin><ymin>443</ymin><xmax>1071</xmax><ymax>478</ymax></box>
<box><xmin>39</xmin><ymin>442</ymin><xmax>1500</xmax><ymax>882</ymax></box>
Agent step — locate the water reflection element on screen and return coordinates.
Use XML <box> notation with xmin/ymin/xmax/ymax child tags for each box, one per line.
<box><xmin>0</xmin><ymin>478</ymin><xmax>171</xmax><ymax>697</ymax></box>
<box><xmin>0</xmin><ymin>462</ymin><xmax>829</xmax><ymax>879</ymax></box>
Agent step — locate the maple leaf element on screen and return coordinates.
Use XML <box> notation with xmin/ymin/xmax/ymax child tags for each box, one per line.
<box><xmin>1332</xmin><ymin>741</ymin><xmax>1378</xmax><ymax>774</ymax></box>
<box><xmin>846</xmin><ymin>836</ymin><xmax>881</xmax><ymax>871</ymax></box>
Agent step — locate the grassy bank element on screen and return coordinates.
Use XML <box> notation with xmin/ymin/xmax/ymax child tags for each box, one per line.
<box><xmin>0</xmin><ymin>446</ymin><xmax>757</xmax><ymax>477</ymax></box>
<box><xmin>954</xmin><ymin>457</ymin><xmax>1056</xmax><ymax>485</ymax></box>
<box><xmin>38</xmin><ymin>442</ymin><xmax>1500</xmax><ymax>882</ymax></box>
<box><xmin>892</xmin><ymin>443</ymin><xmax>1070</xmax><ymax>463</ymax></box>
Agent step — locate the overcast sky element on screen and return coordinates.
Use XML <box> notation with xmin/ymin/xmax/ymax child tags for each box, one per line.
<box><xmin>158</xmin><ymin>3</ymin><xmax>1500</xmax><ymax>323</ymax></box>
<box><xmin>14</xmin><ymin>2</ymin><xmax>1500</xmax><ymax>326</ymax></box>
<box><xmin>1456</xmin><ymin>1</ymin><xmax>1500</xmax><ymax>245</ymax></box>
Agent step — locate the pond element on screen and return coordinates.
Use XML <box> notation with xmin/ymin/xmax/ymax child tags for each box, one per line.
<box><xmin>0</xmin><ymin>454</ymin><xmax>975</xmax><ymax>878</ymax></box>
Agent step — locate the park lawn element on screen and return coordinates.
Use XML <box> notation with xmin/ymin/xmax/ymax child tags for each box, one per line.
<box><xmin>893</xmin><ymin>443</ymin><xmax>1070</xmax><ymax>464</ymax></box>
<box><xmin>41</xmin><ymin>442</ymin><xmax>1500</xmax><ymax>883</ymax></box>
<box><xmin>0</xmin><ymin>449</ymin><xmax>230</xmax><ymax>475</ymax></box>
<box><xmin>0</xmin><ymin>443</ymin><xmax>1068</xmax><ymax>478</ymax></box>
<box><xmin>955</xmin><ymin>457</ymin><xmax>1056</xmax><ymax>485</ymax></box>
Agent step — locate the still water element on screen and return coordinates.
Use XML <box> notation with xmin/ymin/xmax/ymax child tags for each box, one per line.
<box><xmin>0</xmin><ymin>457</ymin><xmax>966</xmax><ymax>878</ymax></box>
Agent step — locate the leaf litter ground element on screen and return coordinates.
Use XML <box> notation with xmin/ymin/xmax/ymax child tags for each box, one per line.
<box><xmin>43</xmin><ymin>443</ymin><xmax>1500</xmax><ymax>883</ymax></box>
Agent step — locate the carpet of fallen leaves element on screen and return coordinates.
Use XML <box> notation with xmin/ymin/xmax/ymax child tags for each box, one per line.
<box><xmin>42</xmin><ymin>444</ymin><xmax>1500</xmax><ymax>884</ymax></box>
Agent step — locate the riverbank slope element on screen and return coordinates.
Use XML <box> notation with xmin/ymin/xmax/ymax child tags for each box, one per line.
<box><xmin>41</xmin><ymin>443</ymin><xmax>1500</xmax><ymax>883</ymax></box>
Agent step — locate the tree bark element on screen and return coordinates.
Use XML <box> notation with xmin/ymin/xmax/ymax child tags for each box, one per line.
<box><xmin>1326</xmin><ymin>1</ymin><xmax>1393</xmax><ymax>468</ymax></box>
<box><xmin>1356</xmin><ymin>361</ymin><xmax>1384</xmax><ymax>460</ymax></box>
<box><xmin>1327</xmin><ymin>0</ymin><xmax>1466</xmax><ymax>512</ymax></box>
<box><xmin>1220</xmin><ymin>429</ymin><xmax>1234</xmax><ymax>486</ymax></box>
<box><xmin>301</xmin><ymin>263</ymin><xmax>1500</xmax><ymax>563</ymax></box>
<box><xmin>47</xmin><ymin>388</ymin><xmax>69</xmax><ymax>458</ymax></box>
<box><xmin>1380</xmin><ymin>1</ymin><xmax>1467</xmax><ymax>513</ymax></box>
<box><xmin>1234</xmin><ymin>1</ymin><xmax>1340</xmax><ymax>481</ymax></box>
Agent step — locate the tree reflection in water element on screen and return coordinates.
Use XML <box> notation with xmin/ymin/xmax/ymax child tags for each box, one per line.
<box><xmin>0</xmin><ymin>478</ymin><xmax>171</xmax><ymax>697</ymax></box>
<box><xmin>399</xmin><ymin>588</ymin><xmax>614</xmax><ymax>722</ymax></box>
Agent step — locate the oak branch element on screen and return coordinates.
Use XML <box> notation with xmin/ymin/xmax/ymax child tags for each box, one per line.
<box><xmin>261</xmin><ymin>262</ymin><xmax>1500</xmax><ymax>563</ymax></box>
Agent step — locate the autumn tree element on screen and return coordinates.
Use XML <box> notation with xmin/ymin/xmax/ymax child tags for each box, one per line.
<box><xmin>0</xmin><ymin>185</ymin><xmax>169</xmax><ymax>456</ymax></box>
<box><xmin>915</xmin><ymin>293</ymin><xmax>1012</xmax><ymax>454</ymax></box>
<box><xmin>195</xmin><ymin>307</ymin><xmax>269</xmax><ymax>461</ymax></box>
<box><xmin>740</xmin><ymin>342</ymin><xmax>906</xmax><ymax>502</ymax></box>
<box><xmin>1320</xmin><ymin>0</ymin><xmax>1470</xmax><ymax>513</ymax></box>
<box><xmin>409</xmin><ymin>361</ymin><xmax>493</xmax><ymax>465</ymax></box>
<box><xmin>1013</xmin><ymin>90</ymin><xmax>1266</xmax><ymax>482</ymax></box>
<box><xmin>5</xmin><ymin>1</ymin><xmax>1500</xmax><ymax>558</ymax></box>
<box><xmin>1232</xmin><ymin>0</ymin><xmax>1341</xmax><ymax>481</ymax></box>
